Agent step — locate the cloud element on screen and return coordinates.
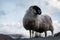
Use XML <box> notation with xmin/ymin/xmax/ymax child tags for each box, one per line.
<box><xmin>58</xmin><ymin>0</ymin><xmax>60</xmax><ymax>1</ymax></box>
<box><xmin>45</xmin><ymin>0</ymin><xmax>60</xmax><ymax>9</ymax></box>
<box><xmin>0</xmin><ymin>22</ymin><xmax>29</xmax><ymax>37</ymax></box>
<box><xmin>17</xmin><ymin>0</ymin><xmax>60</xmax><ymax>17</ymax></box>
<box><xmin>0</xmin><ymin>11</ymin><xmax>6</xmax><ymax>16</ymax></box>
<box><xmin>53</xmin><ymin>20</ymin><xmax>60</xmax><ymax>33</ymax></box>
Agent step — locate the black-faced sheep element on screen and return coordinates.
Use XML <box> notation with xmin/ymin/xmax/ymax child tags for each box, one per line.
<box><xmin>23</xmin><ymin>5</ymin><xmax>42</xmax><ymax>38</ymax></box>
<box><xmin>23</xmin><ymin>5</ymin><xmax>54</xmax><ymax>38</ymax></box>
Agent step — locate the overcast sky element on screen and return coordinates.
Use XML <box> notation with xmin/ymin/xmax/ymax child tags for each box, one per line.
<box><xmin>0</xmin><ymin>0</ymin><xmax>60</xmax><ymax>37</ymax></box>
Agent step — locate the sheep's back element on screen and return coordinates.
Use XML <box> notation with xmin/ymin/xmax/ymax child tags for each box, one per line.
<box><xmin>38</xmin><ymin>15</ymin><xmax>52</xmax><ymax>24</ymax></box>
<box><xmin>35</xmin><ymin>15</ymin><xmax>52</xmax><ymax>33</ymax></box>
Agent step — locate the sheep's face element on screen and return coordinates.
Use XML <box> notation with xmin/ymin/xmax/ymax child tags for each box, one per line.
<box><xmin>32</xmin><ymin>6</ymin><xmax>42</xmax><ymax>15</ymax></box>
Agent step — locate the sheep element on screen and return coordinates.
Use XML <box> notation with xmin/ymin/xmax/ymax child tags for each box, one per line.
<box><xmin>23</xmin><ymin>5</ymin><xmax>42</xmax><ymax>38</ymax></box>
<box><xmin>23</xmin><ymin>5</ymin><xmax>54</xmax><ymax>38</ymax></box>
<box><xmin>33</xmin><ymin>15</ymin><xmax>54</xmax><ymax>37</ymax></box>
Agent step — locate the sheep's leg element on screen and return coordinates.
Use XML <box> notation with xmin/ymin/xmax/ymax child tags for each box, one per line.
<box><xmin>45</xmin><ymin>31</ymin><xmax>47</xmax><ymax>37</ymax></box>
<box><xmin>32</xmin><ymin>30</ymin><xmax>34</xmax><ymax>38</ymax></box>
<box><xmin>29</xmin><ymin>30</ymin><xmax>31</xmax><ymax>38</ymax></box>
<box><xmin>51</xmin><ymin>31</ymin><xmax>54</xmax><ymax>37</ymax></box>
<box><xmin>35</xmin><ymin>32</ymin><xmax>39</xmax><ymax>38</ymax></box>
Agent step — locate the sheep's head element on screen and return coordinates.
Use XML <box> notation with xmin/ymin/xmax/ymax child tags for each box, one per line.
<box><xmin>30</xmin><ymin>5</ymin><xmax>42</xmax><ymax>15</ymax></box>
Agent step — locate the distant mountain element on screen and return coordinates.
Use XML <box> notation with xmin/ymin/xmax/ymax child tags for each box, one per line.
<box><xmin>0</xmin><ymin>34</ymin><xmax>24</xmax><ymax>40</ymax></box>
<box><xmin>0</xmin><ymin>34</ymin><xmax>14</xmax><ymax>40</ymax></box>
<box><xmin>8</xmin><ymin>34</ymin><xmax>24</xmax><ymax>39</ymax></box>
<box><xmin>54</xmin><ymin>32</ymin><xmax>60</xmax><ymax>37</ymax></box>
<box><xmin>0</xmin><ymin>33</ymin><xmax>60</xmax><ymax>40</ymax></box>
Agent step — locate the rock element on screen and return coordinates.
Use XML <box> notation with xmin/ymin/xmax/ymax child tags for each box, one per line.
<box><xmin>0</xmin><ymin>34</ymin><xmax>14</xmax><ymax>40</ymax></box>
